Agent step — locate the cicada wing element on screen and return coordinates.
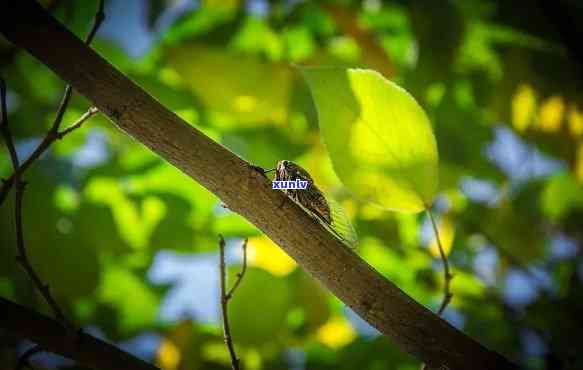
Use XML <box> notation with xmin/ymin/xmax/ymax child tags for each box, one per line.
<box><xmin>327</xmin><ymin>198</ymin><xmax>359</xmax><ymax>249</ymax></box>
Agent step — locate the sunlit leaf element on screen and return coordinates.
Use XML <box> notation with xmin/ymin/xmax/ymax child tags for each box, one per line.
<box><xmin>541</xmin><ymin>172</ymin><xmax>583</xmax><ymax>221</ymax></box>
<box><xmin>231</xmin><ymin>17</ymin><xmax>283</xmax><ymax>60</ymax></box>
<box><xmin>360</xmin><ymin>237</ymin><xmax>431</xmax><ymax>300</ymax></box>
<box><xmin>359</xmin><ymin>202</ymin><xmax>385</xmax><ymax>220</ymax></box>
<box><xmin>166</xmin><ymin>45</ymin><xmax>292</xmax><ymax>127</ymax></box>
<box><xmin>248</xmin><ymin>236</ymin><xmax>296</xmax><ymax>276</ymax></box>
<box><xmin>568</xmin><ymin>105</ymin><xmax>583</xmax><ymax>137</ymax></box>
<box><xmin>283</xmin><ymin>26</ymin><xmax>316</xmax><ymax>61</ymax></box>
<box><xmin>538</xmin><ymin>95</ymin><xmax>564</xmax><ymax>132</ymax></box>
<box><xmin>511</xmin><ymin>83</ymin><xmax>536</xmax><ymax>132</ymax></box>
<box><xmin>451</xmin><ymin>270</ymin><xmax>485</xmax><ymax>298</ymax></box>
<box><xmin>316</xmin><ymin>315</ymin><xmax>356</xmax><ymax>349</ymax></box>
<box><xmin>156</xmin><ymin>321</ymin><xmax>203</xmax><ymax>370</ymax></box>
<box><xmin>443</xmin><ymin>188</ymin><xmax>468</xmax><ymax>213</ymax></box>
<box><xmin>157</xmin><ymin>338</ymin><xmax>181</xmax><ymax>370</ymax></box>
<box><xmin>396</xmin><ymin>213</ymin><xmax>418</xmax><ymax>247</ymax></box>
<box><xmin>85</xmin><ymin>178</ymin><xmax>165</xmax><ymax>250</ymax></box>
<box><xmin>54</xmin><ymin>185</ymin><xmax>80</xmax><ymax>213</ymax></box>
<box><xmin>426</xmin><ymin>82</ymin><xmax>446</xmax><ymax>107</ymax></box>
<box><xmin>203</xmin><ymin>0</ymin><xmax>240</xmax><ymax>10</ymax></box>
<box><xmin>302</xmin><ymin>67</ymin><xmax>439</xmax><ymax>213</ymax></box>
<box><xmin>576</xmin><ymin>142</ymin><xmax>583</xmax><ymax>183</ymax></box>
<box><xmin>428</xmin><ymin>215</ymin><xmax>455</xmax><ymax>258</ymax></box>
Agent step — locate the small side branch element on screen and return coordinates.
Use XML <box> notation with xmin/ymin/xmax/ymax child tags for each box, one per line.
<box><xmin>226</xmin><ymin>239</ymin><xmax>248</xmax><ymax>300</ymax></box>
<box><xmin>0</xmin><ymin>78</ymin><xmax>19</xmax><ymax>168</ymax></box>
<box><xmin>15</xmin><ymin>345</ymin><xmax>42</xmax><ymax>370</ymax></box>
<box><xmin>57</xmin><ymin>106</ymin><xmax>99</xmax><ymax>138</ymax></box>
<box><xmin>0</xmin><ymin>106</ymin><xmax>98</xmax><ymax>206</ymax></box>
<box><xmin>219</xmin><ymin>235</ymin><xmax>248</xmax><ymax>370</ymax></box>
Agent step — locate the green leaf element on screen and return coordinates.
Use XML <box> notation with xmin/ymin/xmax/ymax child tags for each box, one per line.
<box><xmin>229</xmin><ymin>267</ymin><xmax>291</xmax><ymax>346</ymax></box>
<box><xmin>302</xmin><ymin>67</ymin><xmax>438</xmax><ymax>213</ymax></box>
<box><xmin>541</xmin><ymin>172</ymin><xmax>583</xmax><ymax>221</ymax></box>
<box><xmin>98</xmin><ymin>264</ymin><xmax>159</xmax><ymax>334</ymax></box>
<box><xmin>166</xmin><ymin>45</ymin><xmax>293</xmax><ymax>128</ymax></box>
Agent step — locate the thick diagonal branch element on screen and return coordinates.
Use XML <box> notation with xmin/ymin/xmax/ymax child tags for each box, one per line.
<box><xmin>0</xmin><ymin>297</ymin><xmax>159</xmax><ymax>370</ymax></box>
<box><xmin>0</xmin><ymin>2</ymin><xmax>518</xmax><ymax>370</ymax></box>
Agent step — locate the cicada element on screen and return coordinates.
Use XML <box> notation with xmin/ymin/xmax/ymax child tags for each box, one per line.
<box><xmin>268</xmin><ymin>160</ymin><xmax>358</xmax><ymax>248</ymax></box>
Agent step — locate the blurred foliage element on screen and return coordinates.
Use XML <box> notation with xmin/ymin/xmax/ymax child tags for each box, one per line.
<box><xmin>1</xmin><ymin>0</ymin><xmax>583</xmax><ymax>369</ymax></box>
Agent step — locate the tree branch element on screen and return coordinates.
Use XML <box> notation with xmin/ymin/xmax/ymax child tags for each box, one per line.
<box><xmin>0</xmin><ymin>297</ymin><xmax>160</xmax><ymax>370</ymax></box>
<box><xmin>2</xmin><ymin>77</ymin><xmax>69</xmax><ymax>327</ymax></box>
<box><xmin>15</xmin><ymin>345</ymin><xmax>42</xmax><ymax>370</ymax></box>
<box><xmin>0</xmin><ymin>78</ymin><xmax>20</xmax><ymax>170</ymax></box>
<box><xmin>0</xmin><ymin>2</ymin><xmax>518</xmax><ymax>369</ymax></box>
<box><xmin>219</xmin><ymin>236</ymin><xmax>248</xmax><ymax>370</ymax></box>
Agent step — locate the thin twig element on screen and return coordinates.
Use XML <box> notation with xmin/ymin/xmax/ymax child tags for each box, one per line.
<box><xmin>226</xmin><ymin>238</ymin><xmax>248</xmax><ymax>300</ymax></box>
<box><xmin>15</xmin><ymin>345</ymin><xmax>42</xmax><ymax>370</ymax></box>
<box><xmin>0</xmin><ymin>4</ymin><xmax>105</xmax><ymax>364</ymax></box>
<box><xmin>57</xmin><ymin>106</ymin><xmax>99</xmax><ymax>138</ymax></box>
<box><xmin>420</xmin><ymin>209</ymin><xmax>454</xmax><ymax>370</ymax></box>
<box><xmin>0</xmin><ymin>106</ymin><xmax>99</xmax><ymax>206</ymax></box>
<box><xmin>49</xmin><ymin>0</ymin><xmax>104</xmax><ymax>134</ymax></box>
<box><xmin>0</xmin><ymin>0</ymin><xmax>105</xmax><ymax>207</ymax></box>
<box><xmin>1</xmin><ymin>78</ymin><xmax>69</xmax><ymax>325</ymax></box>
<box><xmin>84</xmin><ymin>0</ymin><xmax>106</xmax><ymax>45</ymax></box>
<box><xmin>427</xmin><ymin>209</ymin><xmax>453</xmax><ymax>315</ymax></box>
<box><xmin>14</xmin><ymin>181</ymin><xmax>68</xmax><ymax>325</ymax></box>
<box><xmin>219</xmin><ymin>235</ymin><xmax>248</xmax><ymax>370</ymax></box>
<box><xmin>2</xmin><ymin>77</ymin><xmax>72</xmax><ymax>366</ymax></box>
<box><xmin>0</xmin><ymin>78</ymin><xmax>19</xmax><ymax>169</ymax></box>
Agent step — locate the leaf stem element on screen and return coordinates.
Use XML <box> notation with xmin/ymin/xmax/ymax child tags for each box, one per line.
<box><xmin>426</xmin><ymin>208</ymin><xmax>453</xmax><ymax>316</ymax></box>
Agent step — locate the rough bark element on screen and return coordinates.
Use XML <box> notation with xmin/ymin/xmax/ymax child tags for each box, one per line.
<box><xmin>0</xmin><ymin>2</ymin><xmax>519</xmax><ymax>369</ymax></box>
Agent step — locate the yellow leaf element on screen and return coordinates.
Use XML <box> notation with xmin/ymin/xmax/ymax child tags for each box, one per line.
<box><xmin>248</xmin><ymin>236</ymin><xmax>296</xmax><ymax>276</ymax></box>
<box><xmin>568</xmin><ymin>105</ymin><xmax>583</xmax><ymax>137</ymax></box>
<box><xmin>429</xmin><ymin>216</ymin><xmax>455</xmax><ymax>258</ymax></box>
<box><xmin>316</xmin><ymin>315</ymin><xmax>356</xmax><ymax>349</ymax></box>
<box><xmin>576</xmin><ymin>142</ymin><xmax>583</xmax><ymax>183</ymax></box>
<box><xmin>157</xmin><ymin>339</ymin><xmax>181</xmax><ymax>370</ymax></box>
<box><xmin>512</xmin><ymin>83</ymin><xmax>536</xmax><ymax>132</ymax></box>
<box><xmin>538</xmin><ymin>95</ymin><xmax>564</xmax><ymax>132</ymax></box>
